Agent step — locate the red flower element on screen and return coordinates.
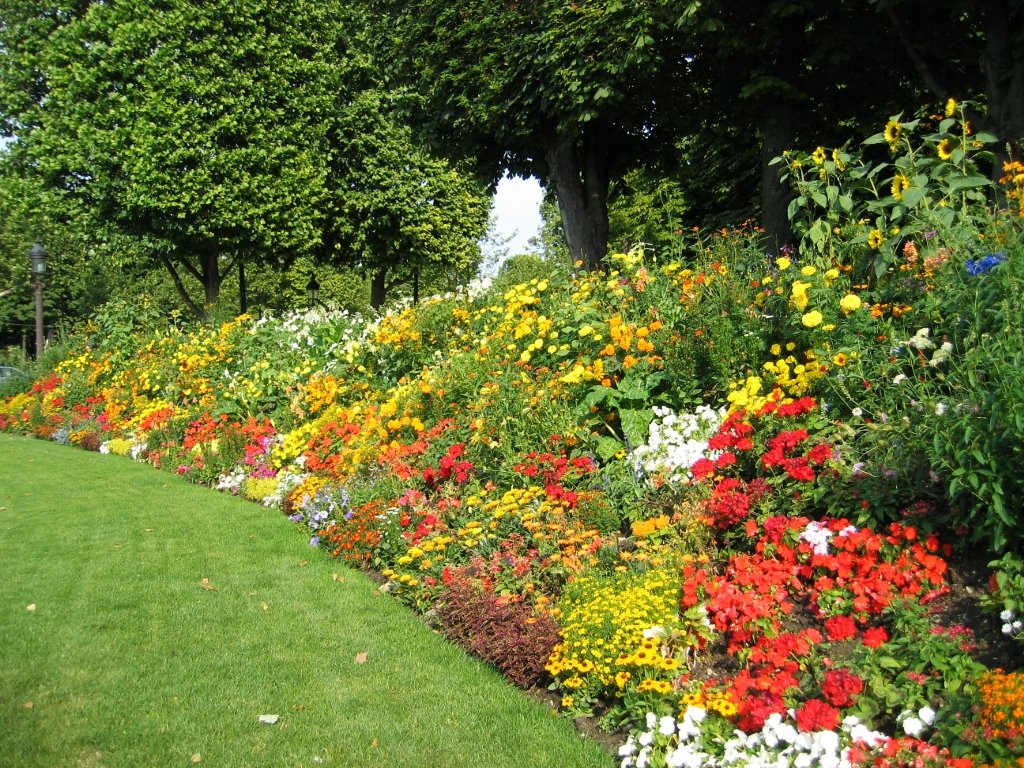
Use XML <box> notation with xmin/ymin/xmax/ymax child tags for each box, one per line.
<box><xmin>691</xmin><ymin>457</ymin><xmax>716</xmax><ymax>480</ymax></box>
<box><xmin>861</xmin><ymin>625</ymin><xmax>889</xmax><ymax>648</ymax></box>
<box><xmin>794</xmin><ymin>699</ymin><xmax>840</xmax><ymax>732</ymax></box>
<box><xmin>821</xmin><ymin>668</ymin><xmax>864</xmax><ymax>707</ymax></box>
<box><xmin>824</xmin><ymin>614</ymin><xmax>858</xmax><ymax>641</ymax></box>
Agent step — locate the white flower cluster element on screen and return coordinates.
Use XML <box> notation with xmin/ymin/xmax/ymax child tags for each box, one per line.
<box><xmin>799</xmin><ymin>521</ymin><xmax>857</xmax><ymax>556</ymax></box>
<box><xmin>902</xmin><ymin>327</ymin><xmax>954</xmax><ymax>367</ymax></box>
<box><xmin>631</xmin><ymin>404</ymin><xmax>727</xmax><ymax>485</ymax></box>
<box><xmin>260</xmin><ymin>470</ymin><xmax>307</xmax><ymax>509</ymax></box>
<box><xmin>897</xmin><ymin>705</ymin><xmax>936</xmax><ymax>738</ymax></box>
<box><xmin>1000</xmin><ymin>609</ymin><xmax>1024</xmax><ymax>638</ymax></box>
<box><xmin>618</xmin><ymin>709</ymin><xmax>888</xmax><ymax>768</ymax></box>
<box><xmin>215</xmin><ymin>468</ymin><xmax>247</xmax><ymax>494</ymax></box>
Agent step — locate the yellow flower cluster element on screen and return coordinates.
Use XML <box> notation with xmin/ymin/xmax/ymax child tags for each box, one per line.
<box><xmin>727</xmin><ymin>348</ymin><xmax>825</xmax><ymax>413</ymax></box>
<box><xmin>631</xmin><ymin>515</ymin><xmax>672</xmax><ymax>538</ymax></box>
<box><xmin>103</xmin><ymin>437</ymin><xmax>133</xmax><ymax>457</ymax></box>
<box><xmin>679</xmin><ymin>687</ymin><xmax>738</xmax><ymax>718</ymax></box>
<box><xmin>242</xmin><ymin>476</ymin><xmax>280</xmax><ymax>503</ymax></box>
<box><xmin>546</xmin><ymin>569</ymin><xmax>694</xmax><ymax>701</ymax></box>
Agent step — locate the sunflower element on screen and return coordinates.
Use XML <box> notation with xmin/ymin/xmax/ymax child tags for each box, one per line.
<box><xmin>937</xmin><ymin>138</ymin><xmax>954</xmax><ymax>161</ymax></box>
<box><xmin>868</xmin><ymin>229</ymin><xmax>885</xmax><ymax>250</ymax></box>
<box><xmin>884</xmin><ymin>120</ymin><xmax>902</xmax><ymax>146</ymax></box>
<box><xmin>811</xmin><ymin>146</ymin><xmax>826</xmax><ymax>165</ymax></box>
<box><xmin>945</xmin><ymin>98</ymin><xmax>958</xmax><ymax>117</ymax></box>
<box><xmin>891</xmin><ymin>173</ymin><xmax>911</xmax><ymax>200</ymax></box>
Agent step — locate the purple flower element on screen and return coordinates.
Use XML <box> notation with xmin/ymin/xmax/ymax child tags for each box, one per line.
<box><xmin>309</xmin><ymin>536</ymin><xmax>320</xmax><ymax>547</ymax></box>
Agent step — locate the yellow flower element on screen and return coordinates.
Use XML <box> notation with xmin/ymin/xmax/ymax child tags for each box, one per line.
<box><xmin>811</xmin><ymin>146</ymin><xmax>826</xmax><ymax>165</ymax></box>
<box><xmin>832</xmin><ymin>352</ymin><xmax>848</xmax><ymax>366</ymax></box>
<box><xmin>937</xmin><ymin>138</ymin><xmax>954</xmax><ymax>161</ymax></box>
<box><xmin>868</xmin><ymin>229</ymin><xmax>885</xmax><ymax>250</ymax></box>
<box><xmin>884</xmin><ymin>120</ymin><xmax>902</xmax><ymax>146</ymax></box>
<box><xmin>775</xmin><ymin>256</ymin><xmax>792</xmax><ymax>270</ymax></box>
<box><xmin>839</xmin><ymin>294</ymin><xmax>862</xmax><ymax>313</ymax></box>
<box><xmin>831</xmin><ymin>148</ymin><xmax>846</xmax><ymax>171</ymax></box>
<box><xmin>891</xmin><ymin>174</ymin><xmax>911</xmax><ymax>200</ymax></box>
<box><xmin>801</xmin><ymin>310</ymin><xmax>824</xmax><ymax>328</ymax></box>
<box><xmin>945</xmin><ymin>98</ymin><xmax>958</xmax><ymax>117</ymax></box>
<box><xmin>824</xmin><ymin>268</ymin><xmax>840</xmax><ymax>282</ymax></box>
<box><xmin>800</xmin><ymin>265</ymin><xmax>816</xmax><ymax>276</ymax></box>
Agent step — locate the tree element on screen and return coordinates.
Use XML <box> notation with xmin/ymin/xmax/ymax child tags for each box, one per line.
<box><xmin>321</xmin><ymin>90</ymin><xmax>490</xmax><ymax>309</ymax></box>
<box><xmin>372</xmin><ymin>0</ymin><xmax>701</xmax><ymax>271</ymax></box>
<box><xmin>0</xmin><ymin>0</ymin><xmax>344</xmax><ymax>317</ymax></box>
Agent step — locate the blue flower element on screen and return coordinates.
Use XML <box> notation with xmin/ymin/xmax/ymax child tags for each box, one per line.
<box><xmin>965</xmin><ymin>252</ymin><xmax>1006</xmax><ymax>276</ymax></box>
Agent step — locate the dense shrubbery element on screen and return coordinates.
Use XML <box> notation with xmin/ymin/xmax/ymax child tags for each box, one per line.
<box><xmin>3</xmin><ymin>103</ymin><xmax>1024</xmax><ymax>767</ymax></box>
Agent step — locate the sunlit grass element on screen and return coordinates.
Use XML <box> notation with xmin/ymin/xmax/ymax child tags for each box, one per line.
<box><xmin>0</xmin><ymin>434</ymin><xmax>613</xmax><ymax>768</ymax></box>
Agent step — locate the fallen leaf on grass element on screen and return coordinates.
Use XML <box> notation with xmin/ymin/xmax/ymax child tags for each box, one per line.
<box><xmin>331</xmin><ymin>573</ymin><xmax>345</xmax><ymax>583</ymax></box>
<box><xmin>260</xmin><ymin>601</ymin><xmax>269</xmax><ymax>611</ymax></box>
<box><xmin>189</xmin><ymin>753</ymin><xmax>201</xmax><ymax>764</ymax></box>
<box><xmin>370</xmin><ymin>738</ymin><xmax>379</xmax><ymax>748</ymax></box>
<box><xmin>354</xmin><ymin>652</ymin><xmax>369</xmax><ymax>665</ymax></box>
<box><xmin>26</xmin><ymin>604</ymin><xmax>35</xmax><ymax>612</ymax></box>
<box><xmin>199</xmin><ymin>578</ymin><xmax>216</xmax><ymax>591</ymax></box>
<box><xmin>258</xmin><ymin>714</ymin><xmax>279</xmax><ymax>725</ymax></box>
<box><xmin>290</xmin><ymin>703</ymin><xmax>305</xmax><ymax>711</ymax></box>
<box><xmin>23</xmin><ymin>702</ymin><xmax>33</xmax><ymax>709</ymax></box>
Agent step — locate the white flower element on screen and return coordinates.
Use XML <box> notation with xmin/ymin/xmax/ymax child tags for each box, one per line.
<box><xmin>618</xmin><ymin>737</ymin><xmax>636</xmax><ymax>757</ymax></box>
<box><xmin>852</xmin><ymin>407</ymin><xmax>863</xmax><ymax>417</ymax></box>
<box><xmin>639</xmin><ymin>730</ymin><xmax>654</xmax><ymax>747</ymax></box>
<box><xmin>684</xmin><ymin>705</ymin><xmax>706</xmax><ymax>724</ymax></box>
<box><xmin>902</xmin><ymin>716</ymin><xmax>924</xmax><ymax>738</ymax></box>
<box><xmin>918</xmin><ymin>706</ymin><xmax>936</xmax><ymax>725</ymax></box>
<box><xmin>643</xmin><ymin>625</ymin><xmax>666</xmax><ymax>639</ymax></box>
<box><xmin>1000</xmin><ymin>609</ymin><xmax>1014</xmax><ymax>621</ymax></box>
<box><xmin>892</xmin><ymin>373</ymin><xmax>907</xmax><ymax>384</ymax></box>
<box><xmin>659</xmin><ymin>715</ymin><xmax>676</xmax><ymax>736</ymax></box>
<box><xmin>934</xmin><ymin>402</ymin><xmax>947</xmax><ymax>416</ymax></box>
<box><xmin>1003</xmin><ymin>623</ymin><xmax>1014</xmax><ymax>635</ymax></box>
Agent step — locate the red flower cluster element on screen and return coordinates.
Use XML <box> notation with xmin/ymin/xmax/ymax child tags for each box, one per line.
<box><xmin>423</xmin><ymin>443</ymin><xmax>474</xmax><ymax>489</ymax></box>
<box><xmin>513</xmin><ymin>448</ymin><xmax>596</xmax><ymax>508</ymax></box>
<box><xmin>822</xmin><ymin>668</ymin><xmax>865</xmax><ymax>707</ymax></box>
<box><xmin>795</xmin><ymin>698</ymin><xmax>841</xmax><ymax>732</ymax></box>
<box><xmin>847</xmin><ymin>736</ymin><xmax>977</xmax><ymax>767</ymax></box>
<box><xmin>681</xmin><ymin>513</ymin><xmax>952</xmax><ymax>733</ymax></box>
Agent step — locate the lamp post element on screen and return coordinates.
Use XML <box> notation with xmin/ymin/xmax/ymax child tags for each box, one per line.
<box><xmin>306</xmin><ymin>273</ymin><xmax>320</xmax><ymax>308</ymax></box>
<box><xmin>29</xmin><ymin>240</ymin><xmax>48</xmax><ymax>360</ymax></box>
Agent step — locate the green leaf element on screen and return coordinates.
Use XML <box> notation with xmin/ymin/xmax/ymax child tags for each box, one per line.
<box><xmin>619</xmin><ymin>408</ymin><xmax>655</xmax><ymax>448</ymax></box>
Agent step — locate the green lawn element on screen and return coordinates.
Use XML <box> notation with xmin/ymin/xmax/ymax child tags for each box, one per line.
<box><xmin>0</xmin><ymin>434</ymin><xmax>613</xmax><ymax>768</ymax></box>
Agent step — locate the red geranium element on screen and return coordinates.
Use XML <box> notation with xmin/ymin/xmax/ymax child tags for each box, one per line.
<box><xmin>861</xmin><ymin>625</ymin><xmax>889</xmax><ymax>648</ymax></box>
<box><xmin>821</xmin><ymin>668</ymin><xmax>864</xmax><ymax>707</ymax></box>
<box><xmin>794</xmin><ymin>698</ymin><xmax>841</xmax><ymax>732</ymax></box>
<box><xmin>824</xmin><ymin>614</ymin><xmax>858</xmax><ymax>641</ymax></box>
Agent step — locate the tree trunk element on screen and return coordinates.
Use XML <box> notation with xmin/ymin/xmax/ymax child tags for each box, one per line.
<box><xmin>545</xmin><ymin>126</ymin><xmax>610</xmax><ymax>271</ymax></box>
<box><xmin>760</xmin><ymin>103</ymin><xmax>797</xmax><ymax>255</ymax></box>
<box><xmin>202</xmin><ymin>250</ymin><xmax>222</xmax><ymax>315</ymax></box>
<box><xmin>370</xmin><ymin>265</ymin><xmax>387</xmax><ymax>309</ymax></box>
<box><xmin>238</xmin><ymin>257</ymin><xmax>248</xmax><ymax>315</ymax></box>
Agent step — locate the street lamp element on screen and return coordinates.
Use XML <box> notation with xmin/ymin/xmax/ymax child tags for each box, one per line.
<box><xmin>29</xmin><ymin>240</ymin><xmax>47</xmax><ymax>360</ymax></box>
<box><xmin>306</xmin><ymin>273</ymin><xmax>320</xmax><ymax>307</ymax></box>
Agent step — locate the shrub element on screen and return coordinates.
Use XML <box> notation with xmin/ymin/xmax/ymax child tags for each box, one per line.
<box><xmin>435</xmin><ymin>574</ymin><xmax>560</xmax><ymax>689</ymax></box>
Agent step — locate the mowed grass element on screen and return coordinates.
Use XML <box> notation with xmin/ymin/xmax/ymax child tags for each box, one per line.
<box><xmin>0</xmin><ymin>434</ymin><xmax>614</xmax><ymax>768</ymax></box>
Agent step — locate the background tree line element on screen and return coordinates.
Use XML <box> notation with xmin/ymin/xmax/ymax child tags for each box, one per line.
<box><xmin>0</xmin><ymin>0</ymin><xmax>1020</xmax><ymax>354</ymax></box>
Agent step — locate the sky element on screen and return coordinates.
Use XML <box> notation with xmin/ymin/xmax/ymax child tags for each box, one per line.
<box><xmin>487</xmin><ymin>174</ymin><xmax>544</xmax><ymax>258</ymax></box>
